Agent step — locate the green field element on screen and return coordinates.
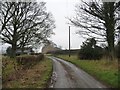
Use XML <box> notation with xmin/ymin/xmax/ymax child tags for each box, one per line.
<box><xmin>2</xmin><ymin>56</ymin><xmax>52</xmax><ymax>88</ymax></box>
<box><xmin>56</xmin><ymin>55</ymin><xmax>118</xmax><ymax>88</ymax></box>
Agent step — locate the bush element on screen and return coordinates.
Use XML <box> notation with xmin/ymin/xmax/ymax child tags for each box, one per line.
<box><xmin>79</xmin><ymin>46</ymin><xmax>103</xmax><ymax>60</ymax></box>
<box><xmin>16</xmin><ymin>54</ymin><xmax>44</xmax><ymax>68</ymax></box>
<box><xmin>6</xmin><ymin>46</ymin><xmax>12</xmax><ymax>56</ymax></box>
<box><xmin>78</xmin><ymin>38</ymin><xmax>103</xmax><ymax>60</ymax></box>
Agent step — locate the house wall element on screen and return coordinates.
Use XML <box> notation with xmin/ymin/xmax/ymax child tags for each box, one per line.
<box><xmin>42</xmin><ymin>44</ymin><xmax>60</xmax><ymax>54</ymax></box>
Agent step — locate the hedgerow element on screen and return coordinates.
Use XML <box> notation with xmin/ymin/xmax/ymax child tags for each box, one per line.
<box><xmin>16</xmin><ymin>54</ymin><xmax>44</xmax><ymax>69</ymax></box>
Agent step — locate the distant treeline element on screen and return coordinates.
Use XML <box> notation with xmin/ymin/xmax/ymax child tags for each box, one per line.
<box><xmin>46</xmin><ymin>49</ymin><xmax>80</xmax><ymax>55</ymax></box>
<box><xmin>47</xmin><ymin>38</ymin><xmax>120</xmax><ymax>60</ymax></box>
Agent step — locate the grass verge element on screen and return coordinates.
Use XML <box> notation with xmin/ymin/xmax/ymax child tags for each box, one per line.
<box><xmin>56</xmin><ymin>55</ymin><xmax>118</xmax><ymax>88</ymax></box>
<box><xmin>2</xmin><ymin>56</ymin><xmax>52</xmax><ymax>88</ymax></box>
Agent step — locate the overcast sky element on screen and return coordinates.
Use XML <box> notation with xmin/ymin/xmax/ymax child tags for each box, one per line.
<box><xmin>40</xmin><ymin>0</ymin><xmax>85</xmax><ymax>50</ymax></box>
<box><xmin>0</xmin><ymin>0</ymin><xmax>86</xmax><ymax>53</ymax></box>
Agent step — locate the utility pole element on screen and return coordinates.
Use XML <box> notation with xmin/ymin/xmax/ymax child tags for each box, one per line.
<box><xmin>69</xmin><ymin>26</ymin><xmax>70</xmax><ymax>57</ymax></box>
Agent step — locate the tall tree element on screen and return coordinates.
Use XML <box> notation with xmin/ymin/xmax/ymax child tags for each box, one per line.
<box><xmin>0</xmin><ymin>2</ymin><xmax>55</xmax><ymax>57</ymax></box>
<box><xmin>68</xmin><ymin>0</ymin><xmax>120</xmax><ymax>60</ymax></box>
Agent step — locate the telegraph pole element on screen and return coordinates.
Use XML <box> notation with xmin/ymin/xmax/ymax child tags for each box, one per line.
<box><xmin>69</xmin><ymin>26</ymin><xmax>70</xmax><ymax>57</ymax></box>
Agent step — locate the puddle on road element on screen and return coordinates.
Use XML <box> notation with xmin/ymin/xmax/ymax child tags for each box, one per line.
<box><xmin>49</xmin><ymin>71</ymin><xmax>57</xmax><ymax>88</ymax></box>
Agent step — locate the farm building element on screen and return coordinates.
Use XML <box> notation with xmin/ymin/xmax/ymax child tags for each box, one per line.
<box><xmin>42</xmin><ymin>44</ymin><xmax>61</xmax><ymax>54</ymax></box>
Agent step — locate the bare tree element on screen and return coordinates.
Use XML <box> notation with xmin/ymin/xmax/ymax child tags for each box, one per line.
<box><xmin>0</xmin><ymin>2</ymin><xmax>55</xmax><ymax>57</ymax></box>
<box><xmin>68</xmin><ymin>0</ymin><xmax>120</xmax><ymax>59</ymax></box>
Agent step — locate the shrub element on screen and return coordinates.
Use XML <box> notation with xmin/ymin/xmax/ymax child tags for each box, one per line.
<box><xmin>16</xmin><ymin>54</ymin><xmax>44</xmax><ymax>68</ymax></box>
<box><xmin>78</xmin><ymin>38</ymin><xmax>103</xmax><ymax>60</ymax></box>
<box><xmin>6</xmin><ymin>46</ymin><xmax>12</xmax><ymax>57</ymax></box>
<box><xmin>36</xmin><ymin>53</ymin><xmax>44</xmax><ymax>61</ymax></box>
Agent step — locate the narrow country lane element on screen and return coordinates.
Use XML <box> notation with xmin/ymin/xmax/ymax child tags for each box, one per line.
<box><xmin>48</xmin><ymin>56</ymin><xmax>108</xmax><ymax>89</ymax></box>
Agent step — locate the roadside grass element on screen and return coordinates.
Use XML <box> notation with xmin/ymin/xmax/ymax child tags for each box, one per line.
<box><xmin>2</xmin><ymin>56</ymin><xmax>52</xmax><ymax>88</ymax></box>
<box><xmin>56</xmin><ymin>55</ymin><xmax>118</xmax><ymax>88</ymax></box>
<box><xmin>2</xmin><ymin>56</ymin><xmax>17</xmax><ymax>83</ymax></box>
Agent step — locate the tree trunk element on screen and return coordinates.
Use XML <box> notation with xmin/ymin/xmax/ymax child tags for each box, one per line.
<box><xmin>107</xmin><ymin>29</ymin><xmax>115</xmax><ymax>60</ymax></box>
<box><xmin>21</xmin><ymin>46</ymin><xmax>25</xmax><ymax>55</ymax></box>
<box><xmin>106</xmin><ymin>19</ymin><xmax>115</xmax><ymax>60</ymax></box>
<box><xmin>104</xmin><ymin>2</ymin><xmax>115</xmax><ymax>60</ymax></box>
<box><xmin>11</xmin><ymin>43</ymin><xmax>16</xmax><ymax>58</ymax></box>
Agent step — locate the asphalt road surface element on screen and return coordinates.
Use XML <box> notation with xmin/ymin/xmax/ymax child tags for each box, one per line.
<box><xmin>49</xmin><ymin>56</ymin><xmax>108</xmax><ymax>88</ymax></box>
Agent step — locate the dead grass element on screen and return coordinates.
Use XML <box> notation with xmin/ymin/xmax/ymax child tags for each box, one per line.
<box><xmin>2</xmin><ymin>56</ymin><xmax>52</xmax><ymax>88</ymax></box>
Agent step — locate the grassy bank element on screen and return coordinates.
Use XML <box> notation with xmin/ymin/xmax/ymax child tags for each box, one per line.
<box><xmin>2</xmin><ymin>56</ymin><xmax>52</xmax><ymax>88</ymax></box>
<box><xmin>56</xmin><ymin>55</ymin><xmax>118</xmax><ymax>88</ymax></box>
